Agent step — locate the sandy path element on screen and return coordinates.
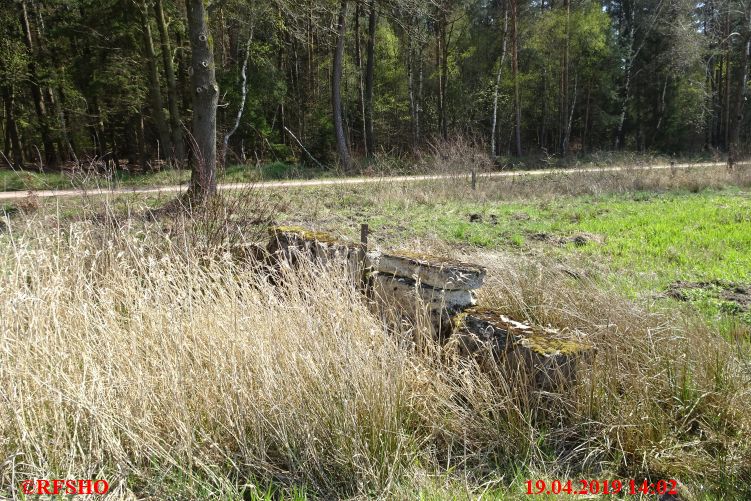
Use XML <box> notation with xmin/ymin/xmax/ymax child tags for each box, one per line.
<box><xmin>0</xmin><ymin>161</ymin><xmax>741</xmax><ymax>202</ymax></box>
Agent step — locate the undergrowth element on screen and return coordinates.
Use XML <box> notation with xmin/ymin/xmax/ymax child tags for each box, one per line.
<box><xmin>1</xmin><ymin>198</ymin><xmax>750</xmax><ymax>499</ymax></box>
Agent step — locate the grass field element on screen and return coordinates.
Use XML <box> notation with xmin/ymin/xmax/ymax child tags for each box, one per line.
<box><xmin>1</xmin><ymin>164</ymin><xmax>750</xmax><ymax>499</ymax></box>
<box><xmin>276</xmin><ymin>168</ymin><xmax>751</xmax><ymax>326</ymax></box>
<box><xmin>335</xmin><ymin>189</ymin><xmax>751</xmax><ymax>324</ymax></box>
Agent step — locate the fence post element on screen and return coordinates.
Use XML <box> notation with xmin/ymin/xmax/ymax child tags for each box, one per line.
<box><xmin>359</xmin><ymin>223</ymin><xmax>370</xmax><ymax>289</ymax></box>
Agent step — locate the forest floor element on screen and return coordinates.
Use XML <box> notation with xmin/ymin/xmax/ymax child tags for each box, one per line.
<box><xmin>1</xmin><ymin>162</ymin><xmax>750</xmax><ymax>499</ymax></box>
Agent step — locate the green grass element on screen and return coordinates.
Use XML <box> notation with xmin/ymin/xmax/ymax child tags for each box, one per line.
<box><xmin>0</xmin><ymin>169</ymin><xmax>70</xmax><ymax>191</ymax></box>
<box><xmin>279</xmin><ymin>185</ymin><xmax>750</xmax><ymax>325</ymax></box>
<box><xmin>368</xmin><ymin>188</ymin><xmax>751</xmax><ymax>287</ymax></box>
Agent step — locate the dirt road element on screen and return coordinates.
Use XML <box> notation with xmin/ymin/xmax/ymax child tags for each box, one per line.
<box><xmin>0</xmin><ymin>161</ymin><xmax>742</xmax><ymax>202</ymax></box>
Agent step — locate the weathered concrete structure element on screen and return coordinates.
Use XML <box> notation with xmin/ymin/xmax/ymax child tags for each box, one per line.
<box><xmin>266</xmin><ymin>226</ymin><xmax>593</xmax><ymax>390</ymax></box>
<box><xmin>372</xmin><ymin>251</ymin><xmax>486</xmax><ymax>290</ymax></box>
<box><xmin>453</xmin><ymin>307</ymin><xmax>591</xmax><ymax>390</ymax></box>
<box><xmin>369</xmin><ymin>251</ymin><xmax>485</xmax><ymax>334</ymax></box>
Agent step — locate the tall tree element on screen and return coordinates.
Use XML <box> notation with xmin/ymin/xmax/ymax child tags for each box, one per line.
<box><xmin>154</xmin><ymin>0</ymin><xmax>186</xmax><ymax>163</ymax></box>
<box><xmin>728</xmin><ymin>2</ymin><xmax>751</xmax><ymax>165</ymax></box>
<box><xmin>140</xmin><ymin>0</ymin><xmax>172</xmax><ymax>162</ymax></box>
<box><xmin>510</xmin><ymin>0</ymin><xmax>522</xmax><ymax>156</ymax></box>
<box><xmin>186</xmin><ymin>0</ymin><xmax>218</xmax><ymax>199</ymax></box>
<box><xmin>612</xmin><ymin>0</ymin><xmax>667</xmax><ymax>150</ymax></box>
<box><xmin>333</xmin><ymin>0</ymin><xmax>353</xmax><ymax>170</ymax></box>
<box><xmin>1</xmin><ymin>86</ymin><xmax>24</xmax><ymax>167</ymax></box>
<box><xmin>560</xmin><ymin>0</ymin><xmax>571</xmax><ymax>154</ymax></box>
<box><xmin>19</xmin><ymin>0</ymin><xmax>57</xmax><ymax>168</ymax></box>
<box><xmin>364</xmin><ymin>0</ymin><xmax>377</xmax><ymax>156</ymax></box>
<box><xmin>490</xmin><ymin>4</ymin><xmax>509</xmax><ymax>158</ymax></box>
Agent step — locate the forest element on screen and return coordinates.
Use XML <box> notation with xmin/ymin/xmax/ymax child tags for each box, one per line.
<box><xmin>1</xmin><ymin>0</ymin><xmax>750</xmax><ymax>186</ymax></box>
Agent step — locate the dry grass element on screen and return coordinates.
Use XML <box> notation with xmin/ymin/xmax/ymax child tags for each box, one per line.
<box><xmin>1</xmin><ymin>185</ymin><xmax>750</xmax><ymax>499</ymax></box>
<box><xmin>363</xmin><ymin>162</ymin><xmax>751</xmax><ymax>207</ymax></box>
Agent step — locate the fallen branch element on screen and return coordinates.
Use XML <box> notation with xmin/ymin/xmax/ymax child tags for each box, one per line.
<box><xmin>284</xmin><ymin>126</ymin><xmax>326</xmax><ymax>170</ymax></box>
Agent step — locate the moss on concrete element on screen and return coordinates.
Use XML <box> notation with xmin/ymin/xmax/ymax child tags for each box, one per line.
<box><xmin>454</xmin><ymin>306</ymin><xmax>591</xmax><ymax>356</ymax></box>
<box><xmin>271</xmin><ymin>226</ymin><xmax>340</xmax><ymax>244</ymax></box>
<box><xmin>515</xmin><ymin>334</ymin><xmax>589</xmax><ymax>356</ymax></box>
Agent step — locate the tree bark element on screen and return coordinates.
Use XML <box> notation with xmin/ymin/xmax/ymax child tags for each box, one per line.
<box><xmin>417</xmin><ymin>43</ymin><xmax>423</xmax><ymax>146</ymax></box>
<box><xmin>510</xmin><ymin>0</ymin><xmax>522</xmax><ymax>156</ymax></box>
<box><xmin>29</xmin><ymin>2</ymin><xmax>68</xmax><ymax>163</ymax></box>
<box><xmin>2</xmin><ymin>86</ymin><xmax>24</xmax><ymax>167</ymax></box>
<box><xmin>355</xmin><ymin>1</ymin><xmax>366</xmax><ymax>153</ymax></box>
<box><xmin>222</xmin><ymin>32</ymin><xmax>253</xmax><ymax>167</ymax></box>
<box><xmin>436</xmin><ymin>12</ymin><xmax>449</xmax><ymax>141</ymax></box>
<box><xmin>364</xmin><ymin>0</ymin><xmax>377</xmax><ymax>156</ymax></box>
<box><xmin>408</xmin><ymin>35</ymin><xmax>415</xmax><ymax>147</ymax></box>
<box><xmin>560</xmin><ymin>0</ymin><xmax>570</xmax><ymax>154</ymax></box>
<box><xmin>186</xmin><ymin>0</ymin><xmax>219</xmax><ymax>199</ymax></box>
<box><xmin>140</xmin><ymin>0</ymin><xmax>172</xmax><ymax>162</ymax></box>
<box><xmin>491</xmin><ymin>7</ymin><xmax>509</xmax><ymax>158</ymax></box>
<box><xmin>19</xmin><ymin>0</ymin><xmax>57</xmax><ymax>168</ymax></box>
<box><xmin>615</xmin><ymin>24</ymin><xmax>634</xmax><ymax>150</ymax></box>
<box><xmin>728</xmin><ymin>28</ymin><xmax>750</xmax><ymax>165</ymax></box>
<box><xmin>333</xmin><ymin>0</ymin><xmax>353</xmax><ymax>170</ymax></box>
<box><xmin>154</xmin><ymin>0</ymin><xmax>186</xmax><ymax>163</ymax></box>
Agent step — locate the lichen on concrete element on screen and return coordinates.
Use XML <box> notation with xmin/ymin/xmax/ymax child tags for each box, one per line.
<box><xmin>515</xmin><ymin>333</ymin><xmax>590</xmax><ymax>356</ymax></box>
<box><xmin>270</xmin><ymin>225</ymin><xmax>341</xmax><ymax>244</ymax></box>
<box><xmin>453</xmin><ymin>306</ymin><xmax>592</xmax><ymax>358</ymax></box>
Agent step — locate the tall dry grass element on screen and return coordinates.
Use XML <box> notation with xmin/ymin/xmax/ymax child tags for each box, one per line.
<box><xmin>369</xmin><ymin>162</ymin><xmax>751</xmax><ymax>208</ymax></box>
<box><xmin>0</xmin><ymin>199</ymin><xmax>750</xmax><ymax>499</ymax></box>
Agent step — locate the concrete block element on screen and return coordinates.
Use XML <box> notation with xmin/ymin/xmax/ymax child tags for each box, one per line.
<box><xmin>370</xmin><ymin>251</ymin><xmax>486</xmax><ymax>290</ymax></box>
<box><xmin>453</xmin><ymin>307</ymin><xmax>593</xmax><ymax>390</ymax></box>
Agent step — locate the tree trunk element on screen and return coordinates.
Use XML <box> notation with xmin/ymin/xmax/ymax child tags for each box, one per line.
<box><xmin>2</xmin><ymin>86</ymin><xmax>24</xmax><ymax>167</ymax></box>
<box><xmin>355</xmin><ymin>1</ymin><xmax>366</xmax><ymax>153</ymax></box>
<box><xmin>560</xmin><ymin>0</ymin><xmax>570</xmax><ymax>154</ymax></box>
<box><xmin>563</xmin><ymin>73</ymin><xmax>577</xmax><ymax>153</ymax></box>
<box><xmin>728</xmin><ymin>30</ymin><xmax>750</xmax><ymax>165</ymax></box>
<box><xmin>154</xmin><ymin>0</ymin><xmax>186</xmax><ymax>163</ymax></box>
<box><xmin>186</xmin><ymin>0</ymin><xmax>219</xmax><ymax>199</ymax></box>
<box><xmin>29</xmin><ymin>2</ymin><xmax>68</xmax><ymax>164</ymax></box>
<box><xmin>615</xmin><ymin>50</ymin><xmax>633</xmax><ymax>149</ymax></box>
<box><xmin>510</xmin><ymin>0</ymin><xmax>522</xmax><ymax>156</ymax></box>
<box><xmin>222</xmin><ymin>33</ymin><xmax>253</xmax><ymax>167</ymax></box>
<box><xmin>490</xmin><ymin>7</ymin><xmax>509</xmax><ymax>158</ymax></box>
<box><xmin>138</xmin><ymin>114</ymin><xmax>148</xmax><ymax>172</ymax></box>
<box><xmin>19</xmin><ymin>0</ymin><xmax>57</xmax><ymax>168</ymax></box>
<box><xmin>364</xmin><ymin>0</ymin><xmax>377</xmax><ymax>156</ymax></box>
<box><xmin>408</xmin><ymin>30</ymin><xmax>423</xmax><ymax>149</ymax></box>
<box><xmin>333</xmin><ymin>0</ymin><xmax>353</xmax><ymax>170</ymax></box>
<box><xmin>140</xmin><ymin>0</ymin><xmax>172</xmax><ymax>162</ymax></box>
<box><xmin>615</xmin><ymin>5</ymin><xmax>635</xmax><ymax>150</ymax></box>
<box><xmin>724</xmin><ymin>12</ymin><xmax>732</xmax><ymax>150</ymax></box>
<box><xmin>583</xmin><ymin>80</ymin><xmax>591</xmax><ymax>152</ymax></box>
<box><xmin>437</xmin><ymin>13</ymin><xmax>449</xmax><ymax>141</ymax></box>
<box><xmin>57</xmin><ymin>81</ymin><xmax>78</xmax><ymax>161</ymax></box>
<box><xmin>408</xmin><ymin>35</ymin><xmax>415</xmax><ymax>147</ymax></box>
<box><xmin>417</xmin><ymin>44</ymin><xmax>423</xmax><ymax>146</ymax></box>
